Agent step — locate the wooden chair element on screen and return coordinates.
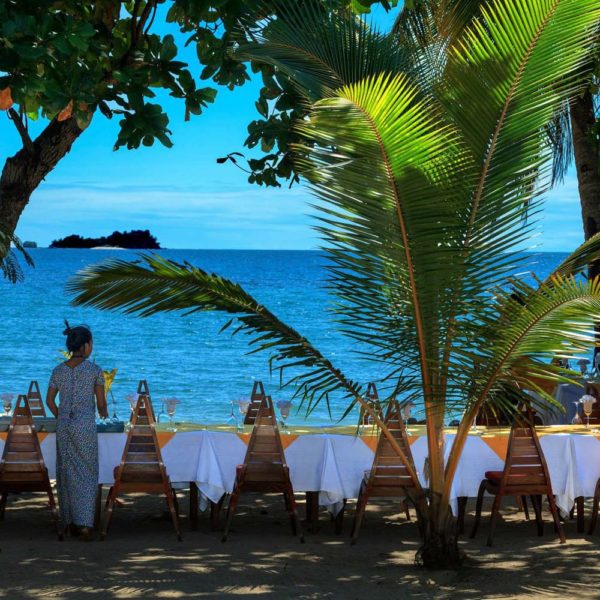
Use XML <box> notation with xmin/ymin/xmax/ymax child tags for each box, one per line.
<box><xmin>351</xmin><ymin>399</ymin><xmax>421</xmax><ymax>544</ymax></box>
<box><xmin>26</xmin><ymin>381</ymin><xmax>47</xmax><ymax>417</ymax></box>
<box><xmin>102</xmin><ymin>392</ymin><xmax>181</xmax><ymax>540</ymax></box>
<box><xmin>470</xmin><ymin>410</ymin><xmax>565</xmax><ymax>546</ymax></box>
<box><xmin>244</xmin><ymin>381</ymin><xmax>266</xmax><ymax>426</ymax></box>
<box><xmin>222</xmin><ymin>395</ymin><xmax>303</xmax><ymax>542</ymax></box>
<box><xmin>359</xmin><ymin>382</ymin><xmax>382</xmax><ymax>426</ymax></box>
<box><xmin>0</xmin><ymin>394</ymin><xmax>61</xmax><ymax>539</ymax></box>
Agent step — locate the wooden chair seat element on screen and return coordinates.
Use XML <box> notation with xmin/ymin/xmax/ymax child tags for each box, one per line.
<box><xmin>0</xmin><ymin>394</ymin><xmax>61</xmax><ymax>539</ymax></box>
<box><xmin>222</xmin><ymin>395</ymin><xmax>303</xmax><ymax>542</ymax></box>
<box><xmin>102</xmin><ymin>381</ymin><xmax>181</xmax><ymax>540</ymax></box>
<box><xmin>350</xmin><ymin>399</ymin><xmax>422</xmax><ymax>544</ymax></box>
<box><xmin>470</xmin><ymin>411</ymin><xmax>565</xmax><ymax>546</ymax></box>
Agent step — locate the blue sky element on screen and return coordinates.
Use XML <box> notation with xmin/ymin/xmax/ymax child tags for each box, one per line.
<box><xmin>0</xmin><ymin>5</ymin><xmax>585</xmax><ymax>251</ymax></box>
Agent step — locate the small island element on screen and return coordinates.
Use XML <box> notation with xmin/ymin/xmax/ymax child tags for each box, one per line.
<box><xmin>50</xmin><ymin>229</ymin><xmax>160</xmax><ymax>249</ymax></box>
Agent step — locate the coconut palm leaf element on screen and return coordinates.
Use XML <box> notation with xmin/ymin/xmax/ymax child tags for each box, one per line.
<box><xmin>236</xmin><ymin>1</ymin><xmax>408</xmax><ymax>101</ymax></box>
<box><xmin>0</xmin><ymin>227</ymin><xmax>33</xmax><ymax>284</ymax></box>
<box><xmin>67</xmin><ymin>252</ymin><xmax>420</xmax><ymax>479</ymax></box>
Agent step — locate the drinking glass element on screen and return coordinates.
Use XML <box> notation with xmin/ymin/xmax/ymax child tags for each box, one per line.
<box><xmin>162</xmin><ymin>398</ymin><xmax>179</xmax><ymax>432</ymax></box>
<box><xmin>401</xmin><ymin>402</ymin><xmax>413</xmax><ymax>424</ymax></box>
<box><xmin>571</xmin><ymin>401</ymin><xmax>583</xmax><ymax>425</ymax></box>
<box><xmin>276</xmin><ymin>400</ymin><xmax>292</xmax><ymax>434</ymax></box>
<box><xmin>582</xmin><ymin>395</ymin><xmax>596</xmax><ymax>429</ymax></box>
<box><xmin>227</xmin><ymin>400</ymin><xmax>238</xmax><ymax>429</ymax></box>
<box><xmin>125</xmin><ymin>393</ymin><xmax>138</xmax><ymax>412</ymax></box>
<box><xmin>237</xmin><ymin>399</ymin><xmax>250</xmax><ymax>432</ymax></box>
<box><xmin>1</xmin><ymin>393</ymin><xmax>13</xmax><ymax>417</ymax></box>
<box><xmin>578</xmin><ymin>359</ymin><xmax>590</xmax><ymax>378</ymax></box>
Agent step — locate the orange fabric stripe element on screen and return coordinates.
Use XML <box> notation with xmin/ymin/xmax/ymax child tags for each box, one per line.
<box><xmin>0</xmin><ymin>432</ymin><xmax>48</xmax><ymax>443</ymax></box>
<box><xmin>236</xmin><ymin>433</ymin><xmax>298</xmax><ymax>449</ymax></box>
<box><xmin>481</xmin><ymin>436</ymin><xmax>508</xmax><ymax>461</ymax></box>
<box><xmin>156</xmin><ymin>432</ymin><xmax>175</xmax><ymax>448</ymax></box>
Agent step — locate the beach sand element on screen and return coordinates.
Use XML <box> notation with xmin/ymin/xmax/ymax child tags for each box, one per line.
<box><xmin>0</xmin><ymin>492</ymin><xmax>597</xmax><ymax>599</ymax></box>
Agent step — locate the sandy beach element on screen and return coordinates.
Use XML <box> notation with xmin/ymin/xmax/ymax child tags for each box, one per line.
<box><xmin>0</xmin><ymin>492</ymin><xmax>597</xmax><ymax>599</ymax></box>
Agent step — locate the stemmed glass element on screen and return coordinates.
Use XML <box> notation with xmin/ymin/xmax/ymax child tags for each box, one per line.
<box><xmin>276</xmin><ymin>400</ymin><xmax>292</xmax><ymax>434</ymax></box>
<box><xmin>571</xmin><ymin>401</ymin><xmax>583</xmax><ymax>425</ymax></box>
<box><xmin>401</xmin><ymin>402</ymin><xmax>414</xmax><ymax>425</ymax></box>
<box><xmin>237</xmin><ymin>399</ymin><xmax>250</xmax><ymax>432</ymax></box>
<box><xmin>1</xmin><ymin>393</ymin><xmax>13</xmax><ymax>417</ymax></box>
<box><xmin>582</xmin><ymin>395</ymin><xmax>596</xmax><ymax>429</ymax></box>
<box><xmin>227</xmin><ymin>400</ymin><xmax>238</xmax><ymax>430</ymax></box>
<box><xmin>162</xmin><ymin>398</ymin><xmax>179</xmax><ymax>432</ymax></box>
<box><xmin>578</xmin><ymin>359</ymin><xmax>591</xmax><ymax>379</ymax></box>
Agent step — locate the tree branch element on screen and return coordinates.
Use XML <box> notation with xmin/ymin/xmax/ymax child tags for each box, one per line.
<box><xmin>7</xmin><ymin>108</ymin><xmax>34</xmax><ymax>154</ymax></box>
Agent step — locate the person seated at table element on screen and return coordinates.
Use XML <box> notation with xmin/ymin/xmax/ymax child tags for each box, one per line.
<box><xmin>46</xmin><ymin>321</ymin><xmax>108</xmax><ymax>540</ymax></box>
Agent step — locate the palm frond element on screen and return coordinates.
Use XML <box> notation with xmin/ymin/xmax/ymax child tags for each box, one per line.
<box><xmin>0</xmin><ymin>228</ymin><xmax>33</xmax><ymax>284</ymax></box>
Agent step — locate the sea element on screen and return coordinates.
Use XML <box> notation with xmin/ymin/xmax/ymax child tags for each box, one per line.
<box><xmin>0</xmin><ymin>249</ymin><xmax>571</xmax><ymax>425</ymax></box>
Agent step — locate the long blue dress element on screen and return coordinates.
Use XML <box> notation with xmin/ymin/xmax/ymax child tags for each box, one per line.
<box><xmin>49</xmin><ymin>360</ymin><xmax>103</xmax><ymax>527</ymax></box>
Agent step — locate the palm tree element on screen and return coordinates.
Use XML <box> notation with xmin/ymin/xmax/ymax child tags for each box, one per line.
<box><xmin>68</xmin><ymin>0</ymin><xmax>600</xmax><ymax>568</ymax></box>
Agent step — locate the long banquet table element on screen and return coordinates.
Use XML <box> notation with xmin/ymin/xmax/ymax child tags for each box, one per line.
<box><xmin>2</xmin><ymin>426</ymin><xmax>600</xmax><ymax>519</ymax></box>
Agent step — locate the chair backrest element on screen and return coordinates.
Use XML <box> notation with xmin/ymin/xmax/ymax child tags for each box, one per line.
<box><xmin>115</xmin><ymin>393</ymin><xmax>167</xmax><ymax>486</ymax></box>
<box><xmin>244</xmin><ymin>380</ymin><xmax>266</xmax><ymax>425</ymax></box>
<box><xmin>0</xmin><ymin>395</ymin><xmax>48</xmax><ymax>483</ymax></box>
<box><xmin>475</xmin><ymin>404</ymin><xmax>504</xmax><ymax>427</ymax></box>
<box><xmin>137</xmin><ymin>379</ymin><xmax>151</xmax><ymax>397</ymax></box>
<box><xmin>502</xmin><ymin>411</ymin><xmax>551</xmax><ymax>488</ymax></box>
<box><xmin>360</xmin><ymin>382</ymin><xmax>382</xmax><ymax>426</ymax></box>
<box><xmin>242</xmin><ymin>395</ymin><xmax>288</xmax><ymax>483</ymax></box>
<box><xmin>367</xmin><ymin>399</ymin><xmax>418</xmax><ymax>490</ymax></box>
<box><xmin>26</xmin><ymin>381</ymin><xmax>47</xmax><ymax>417</ymax></box>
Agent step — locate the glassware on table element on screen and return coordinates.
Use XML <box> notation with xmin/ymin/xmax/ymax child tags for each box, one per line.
<box><xmin>162</xmin><ymin>398</ymin><xmax>179</xmax><ymax>432</ymax></box>
<box><xmin>572</xmin><ymin>401</ymin><xmax>583</xmax><ymax>425</ymax></box>
<box><xmin>581</xmin><ymin>394</ymin><xmax>596</xmax><ymax>429</ymax></box>
<box><xmin>401</xmin><ymin>402</ymin><xmax>413</xmax><ymax>425</ymax></box>
<box><xmin>227</xmin><ymin>400</ymin><xmax>238</xmax><ymax>430</ymax></box>
<box><xmin>237</xmin><ymin>399</ymin><xmax>250</xmax><ymax>432</ymax></box>
<box><xmin>125</xmin><ymin>393</ymin><xmax>139</xmax><ymax>412</ymax></box>
<box><xmin>1</xmin><ymin>393</ymin><xmax>14</xmax><ymax>417</ymax></box>
<box><xmin>276</xmin><ymin>400</ymin><xmax>292</xmax><ymax>434</ymax></box>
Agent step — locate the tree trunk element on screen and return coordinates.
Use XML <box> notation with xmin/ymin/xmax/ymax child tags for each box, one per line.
<box><xmin>0</xmin><ymin>116</ymin><xmax>85</xmax><ymax>257</ymax></box>
<box><xmin>415</xmin><ymin>496</ymin><xmax>463</xmax><ymax>569</ymax></box>
<box><xmin>571</xmin><ymin>88</ymin><xmax>600</xmax><ymax>277</ymax></box>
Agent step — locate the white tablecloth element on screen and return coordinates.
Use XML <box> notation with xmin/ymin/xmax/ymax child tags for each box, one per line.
<box><xmin>1</xmin><ymin>430</ymin><xmax>598</xmax><ymax>518</ymax></box>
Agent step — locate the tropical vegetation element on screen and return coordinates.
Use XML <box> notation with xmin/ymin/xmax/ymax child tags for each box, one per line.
<box><xmin>69</xmin><ymin>0</ymin><xmax>600</xmax><ymax>568</ymax></box>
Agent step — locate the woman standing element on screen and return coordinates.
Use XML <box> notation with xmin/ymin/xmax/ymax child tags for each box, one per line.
<box><xmin>46</xmin><ymin>321</ymin><xmax>108</xmax><ymax>539</ymax></box>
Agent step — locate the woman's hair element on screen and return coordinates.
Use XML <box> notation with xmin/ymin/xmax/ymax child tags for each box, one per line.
<box><xmin>63</xmin><ymin>319</ymin><xmax>92</xmax><ymax>353</ymax></box>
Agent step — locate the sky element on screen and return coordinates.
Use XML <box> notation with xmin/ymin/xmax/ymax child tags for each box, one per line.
<box><xmin>0</xmin><ymin>5</ymin><xmax>586</xmax><ymax>251</ymax></box>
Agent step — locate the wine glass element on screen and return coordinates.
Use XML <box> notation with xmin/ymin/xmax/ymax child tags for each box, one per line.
<box><xmin>162</xmin><ymin>398</ymin><xmax>179</xmax><ymax>432</ymax></box>
<box><xmin>125</xmin><ymin>393</ymin><xmax>138</xmax><ymax>412</ymax></box>
<box><xmin>582</xmin><ymin>395</ymin><xmax>596</xmax><ymax>429</ymax></box>
<box><xmin>401</xmin><ymin>402</ymin><xmax>413</xmax><ymax>425</ymax></box>
<box><xmin>572</xmin><ymin>401</ymin><xmax>583</xmax><ymax>425</ymax></box>
<box><xmin>1</xmin><ymin>393</ymin><xmax>13</xmax><ymax>417</ymax></box>
<box><xmin>578</xmin><ymin>359</ymin><xmax>591</xmax><ymax>378</ymax></box>
<box><xmin>276</xmin><ymin>400</ymin><xmax>292</xmax><ymax>434</ymax></box>
<box><xmin>237</xmin><ymin>399</ymin><xmax>250</xmax><ymax>432</ymax></box>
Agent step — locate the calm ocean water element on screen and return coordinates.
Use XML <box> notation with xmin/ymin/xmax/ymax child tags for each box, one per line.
<box><xmin>0</xmin><ymin>249</ymin><xmax>569</xmax><ymax>425</ymax></box>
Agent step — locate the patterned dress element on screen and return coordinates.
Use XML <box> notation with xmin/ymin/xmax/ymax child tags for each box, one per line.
<box><xmin>49</xmin><ymin>360</ymin><xmax>104</xmax><ymax>528</ymax></box>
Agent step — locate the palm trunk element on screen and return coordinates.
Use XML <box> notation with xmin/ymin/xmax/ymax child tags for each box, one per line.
<box><xmin>0</xmin><ymin>116</ymin><xmax>84</xmax><ymax>257</ymax></box>
<box><xmin>571</xmin><ymin>88</ymin><xmax>600</xmax><ymax>276</ymax></box>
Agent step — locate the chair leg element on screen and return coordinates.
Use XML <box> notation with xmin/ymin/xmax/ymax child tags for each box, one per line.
<box><xmin>222</xmin><ymin>486</ymin><xmax>241</xmax><ymax>542</ymax></box>
<box><xmin>576</xmin><ymin>497</ymin><xmax>584</xmax><ymax>534</ymax></box>
<box><xmin>547</xmin><ymin>494</ymin><xmax>566</xmax><ymax>544</ymax></box>
<box><xmin>589</xmin><ymin>479</ymin><xmax>600</xmax><ymax>535</ymax></box>
<box><xmin>350</xmin><ymin>490</ymin><xmax>369</xmax><ymax>545</ymax></box>
<box><xmin>530</xmin><ymin>495</ymin><xmax>543</xmax><ymax>537</ymax></box>
<box><xmin>470</xmin><ymin>481</ymin><xmax>486</xmax><ymax>539</ymax></box>
<box><xmin>190</xmin><ymin>482</ymin><xmax>198</xmax><ymax>531</ymax></box>
<box><xmin>457</xmin><ymin>496</ymin><xmax>467</xmax><ymax>535</ymax></box>
<box><xmin>305</xmin><ymin>491</ymin><xmax>319</xmax><ymax>533</ymax></box>
<box><xmin>165</xmin><ymin>487</ymin><xmax>182</xmax><ymax>541</ymax></box>
<box><xmin>517</xmin><ymin>496</ymin><xmax>529</xmax><ymax>521</ymax></box>
<box><xmin>101</xmin><ymin>485</ymin><xmax>118</xmax><ymax>540</ymax></box>
<box><xmin>284</xmin><ymin>490</ymin><xmax>305</xmax><ymax>543</ymax></box>
<box><xmin>0</xmin><ymin>492</ymin><xmax>8</xmax><ymax>520</ymax></box>
<box><xmin>401</xmin><ymin>498</ymin><xmax>411</xmax><ymax>521</ymax></box>
<box><xmin>486</xmin><ymin>493</ymin><xmax>503</xmax><ymax>547</ymax></box>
